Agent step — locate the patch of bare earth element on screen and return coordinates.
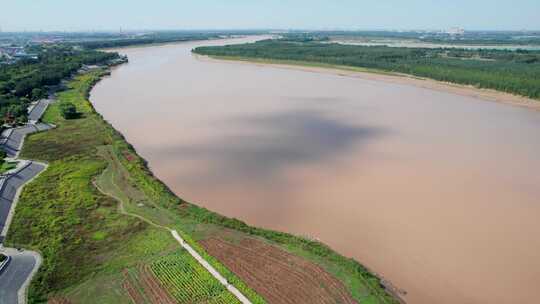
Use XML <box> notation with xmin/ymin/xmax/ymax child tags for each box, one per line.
<box><xmin>122</xmin><ymin>266</ymin><xmax>176</xmax><ymax>304</ymax></box>
<box><xmin>47</xmin><ymin>297</ymin><xmax>72</xmax><ymax>304</ymax></box>
<box><xmin>200</xmin><ymin>237</ymin><xmax>357</xmax><ymax>304</ymax></box>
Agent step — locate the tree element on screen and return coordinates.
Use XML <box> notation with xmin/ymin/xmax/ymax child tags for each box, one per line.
<box><xmin>59</xmin><ymin>102</ymin><xmax>78</xmax><ymax>119</ymax></box>
<box><xmin>31</xmin><ymin>88</ymin><xmax>47</xmax><ymax>100</ymax></box>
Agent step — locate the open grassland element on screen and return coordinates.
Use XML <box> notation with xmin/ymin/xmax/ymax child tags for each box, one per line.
<box><xmin>6</xmin><ymin>69</ymin><xmax>398</xmax><ymax>304</ymax></box>
<box><xmin>6</xmin><ymin>71</ymin><xmax>151</xmax><ymax>302</ymax></box>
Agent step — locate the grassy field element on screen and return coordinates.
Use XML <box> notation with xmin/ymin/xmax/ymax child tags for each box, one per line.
<box><xmin>5</xmin><ymin>71</ymin><xmax>167</xmax><ymax>302</ymax></box>
<box><xmin>0</xmin><ymin>160</ymin><xmax>18</xmax><ymax>174</ymax></box>
<box><xmin>6</xmin><ymin>68</ymin><xmax>398</xmax><ymax>304</ymax></box>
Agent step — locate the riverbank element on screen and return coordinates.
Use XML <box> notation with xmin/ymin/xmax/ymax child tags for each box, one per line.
<box><xmin>5</xmin><ymin>67</ymin><xmax>399</xmax><ymax>303</ymax></box>
<box><xmin>196</xmin><ymin>54</ymin><xmax>540</xmax><ymax>111</ymax></box>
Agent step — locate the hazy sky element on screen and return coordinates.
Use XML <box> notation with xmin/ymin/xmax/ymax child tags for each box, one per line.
<box><xmin>1</xmin><ymin>0</ymin><xmax>539</xmax><ymax>32</ymax></box>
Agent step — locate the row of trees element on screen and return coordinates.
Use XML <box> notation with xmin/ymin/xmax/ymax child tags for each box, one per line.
<box><xmin>77</xmin><ymin>32</ymin><xmax>221</xmax><ymax>49</ymax></box>
<box><xmin>0</xmin><ymin>45</ymin><xmax>120</xmax><ymax>124</ymax></box>
<box><xmin>194</xmin><ymin>39</ymin><xmax>540</xmax><ymax>99</ymax></box>
<box><xmin>286</xmin><ymin>31</ymin><xmax>540</xmax><ymax>46</ymax></box>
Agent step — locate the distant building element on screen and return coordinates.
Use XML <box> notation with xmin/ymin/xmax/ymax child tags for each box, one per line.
<box><xmin>0</xmin><ymin>46</ymin><xmax>37</xmax><ymax>64</ymax></box>
<box><xmin>446</xmin><ymin>27</ymin><xmax>465</xmax><ymax>36</ymax></box>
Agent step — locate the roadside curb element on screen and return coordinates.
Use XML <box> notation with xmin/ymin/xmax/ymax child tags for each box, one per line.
<box><xmin>0</xmin><ymin>254</ymin><xmax>10</xmax><ymax>275</ymax></box>
<box><xmin>0</xmin><ymin>129</ymin><xmax>14</xmax><ymax>146</ymax></box>
<box><xmin>0</xmin><ymin>176</ymin><xmax>6</xmax><ymax>195</ymax></box>
<box><xmin>0</xmin><ymin>161</ymin><xmax>47</xmax><ymax>239</ymax></box>
<box><xmin>18</xmin><ymin>251</ymin><xmax>42</xmax><ymax>304</ymax></box>
<box><xmin>0</xmin><ymin>160</ymin><xmax>32</xmax><ymax>180</ymax></box>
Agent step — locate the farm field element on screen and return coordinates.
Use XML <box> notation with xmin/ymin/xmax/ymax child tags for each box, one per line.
<box><xmin>149</xmin><ymin>252</ymin><xmax>240</xmax><ymax>304</ymax></box>
<box><xmin>201</xmin><ymin>237</ymin><xmax>358</xmax><ymax>304</ymax></box>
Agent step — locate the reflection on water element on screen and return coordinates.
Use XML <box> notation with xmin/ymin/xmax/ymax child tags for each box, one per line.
<box><xmin>165</xmin><ymin>110</ymin><xmax>387</xmax><ymax>183</ymax></box>
<box><xmin>90</xmin><ymin>37</ymin><xmax>540</xmax><ymax>304</ymax></box>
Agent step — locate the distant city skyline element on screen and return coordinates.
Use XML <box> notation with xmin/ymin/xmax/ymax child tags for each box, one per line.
<box><xmin>1</xmin><ymin>0</ymin><xmax>539</xmax><ymax>32</ymax></box>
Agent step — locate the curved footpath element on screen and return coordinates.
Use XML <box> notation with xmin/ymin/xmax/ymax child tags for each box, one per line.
<box><xmin>93</xmin><ymin>168</ymin><xmax>252</xmax><ymax>304</ymax></box>
<box><xmin>0</xmin><ymin>98</ymin><xmax>52</xmax><ymax>304</ymax></box>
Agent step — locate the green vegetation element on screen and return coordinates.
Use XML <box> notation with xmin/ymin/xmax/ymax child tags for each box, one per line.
<box><xmin>0</xmin><ymin>45</ymin><xmax>120</xmax><ymax>124</ymax></box>
<box><xmin>151</xmin><ymin>252</ymin><xmax>240</xmax><ymax>304</ymax></box>
<box><xmin>0</xmin><ymin>160</ymin><xmax>17</xmax><ymax>174</ymax></box>
<box><xmin>58</xmin><ymin>102</ymin><xmax>78</xmax><ymax>119</ymax></box>
<box><xmin>194</xmin><ymin>39</ymin><xmax>540</xmax><ymax>99</ymax></box>
<box><xmin>284</xmin><ymin>30</ymin><xmax>540</xmax><ymax>46</ymax></box>
<box><xmin>0</xmin><ymin>253</ymin><xmax>6</xmax><ymax>263</ymax></box>
<box><xmin>5</xmin><ymin>71</ymin><xmax>149</xmax><ymax>302</ymax></box>
<box><xmin>0</xmin><ymin>150</ymin><xmax>17</xmax><ymax>174</ymax></box>
<box><xmin>75</xmin><ymin>32</ymin><xmax>221</xmax><ymax>49</ymax></box>
<box><xmin>62</xmin><ymin>228</ymin><xmax>180</xmax><ymax>304</ymax></box>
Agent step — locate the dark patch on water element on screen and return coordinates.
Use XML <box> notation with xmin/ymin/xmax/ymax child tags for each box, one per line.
<box><xmin>167</xmin><ymin>109</ymin><xmax>388</xmax><ymax>183</ymax></box>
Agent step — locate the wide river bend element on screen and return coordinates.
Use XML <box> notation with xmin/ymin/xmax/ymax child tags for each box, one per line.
<box><xmin>90</xmin><ymin>37</ymin><xmax>540</xmax><ymax>304</ymax></box>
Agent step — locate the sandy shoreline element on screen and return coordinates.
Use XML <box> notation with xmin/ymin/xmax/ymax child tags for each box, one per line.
<box><xmin>195</xmin><ymin>54</ymin><xmax>540</xmax><ymax>111</ymax></box>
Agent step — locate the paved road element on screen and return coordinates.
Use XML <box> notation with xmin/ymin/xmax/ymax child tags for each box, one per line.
<box><xmin>0</xmin><ymin>248</ymin><xmax>39</xmax><ymax>304</ymax></box>
<box><xmin>0</xmin><ymin>98</ymin><xmax>51</xmax><ymax>304</ymax></box>
<box><xmin>0</xmin><ymin>162</ymin><xmax>46</xmax><ymax>243</ymax></box>
<box><xmin>0</xmin><ymin>124</ymin><xmax>52</xmax><ymax>158</ymax></box>
<box><xmin>27</xmin><ymin>99</ymin><xmax>51</xmax><ymax>123</ymax></box>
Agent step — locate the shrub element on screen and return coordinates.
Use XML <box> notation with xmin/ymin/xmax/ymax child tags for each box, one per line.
<box><xmin>59</xmin><ymin>102</ymin><xmax>79</xmax><ymax>119</ymax></box>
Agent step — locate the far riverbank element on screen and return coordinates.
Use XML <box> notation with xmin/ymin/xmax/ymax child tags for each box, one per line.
<box><xmin>195</xmin><ymin>54</ymin><xmax>540</xmax><ymax>111</ymax></box>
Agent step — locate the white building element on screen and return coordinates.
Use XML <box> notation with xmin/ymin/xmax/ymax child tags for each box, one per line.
<box><xmin>446</xmin><ymin>27</ymin><xmax>465</xmax><ymax>35</ymax></box>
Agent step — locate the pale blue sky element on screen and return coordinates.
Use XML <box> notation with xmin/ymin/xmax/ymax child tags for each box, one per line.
<box><xmin>1</xmin><ymin>0</ymin><xmax>539</xmax><ymax>32</ymax></box>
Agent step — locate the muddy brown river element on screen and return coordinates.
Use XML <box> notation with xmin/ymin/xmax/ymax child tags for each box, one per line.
<box><xmin>90</xmin><ymin>37</ymin><xmax>540</xmax><ymax>304</ymax></box>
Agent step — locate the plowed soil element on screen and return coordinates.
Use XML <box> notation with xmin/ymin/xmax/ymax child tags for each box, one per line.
<box><xmin>48</xmin><ymin>297</ymin><xmax>72</xmax><ymax>304</ymax></box>
<box><xmin>200</xmin><ymin>237</ymin><xmax>357</xmax><ymax>304</ymax></box>
<box><xmin>122</xmin><ymin>266</ymin><xmax>176</xmax><ymax>304</ymax></box>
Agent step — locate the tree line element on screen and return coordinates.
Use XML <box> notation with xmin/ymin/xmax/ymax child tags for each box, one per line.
<box><xmin>0</xmin><ymin>45</ymin><xmax>120</xmax><ymax>125</ymax></box>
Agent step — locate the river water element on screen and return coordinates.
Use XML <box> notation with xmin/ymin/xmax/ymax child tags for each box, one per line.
<box><xmin>90</xmin><ymin>37</ymin><xmax>540</xmax><ymax>304</ymax></box>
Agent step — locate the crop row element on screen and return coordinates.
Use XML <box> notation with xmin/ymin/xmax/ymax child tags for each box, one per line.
<box><xmin>150</xmin><ymin>251</ymin><xmax>241</xmax><ymax>304</ymax></box>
